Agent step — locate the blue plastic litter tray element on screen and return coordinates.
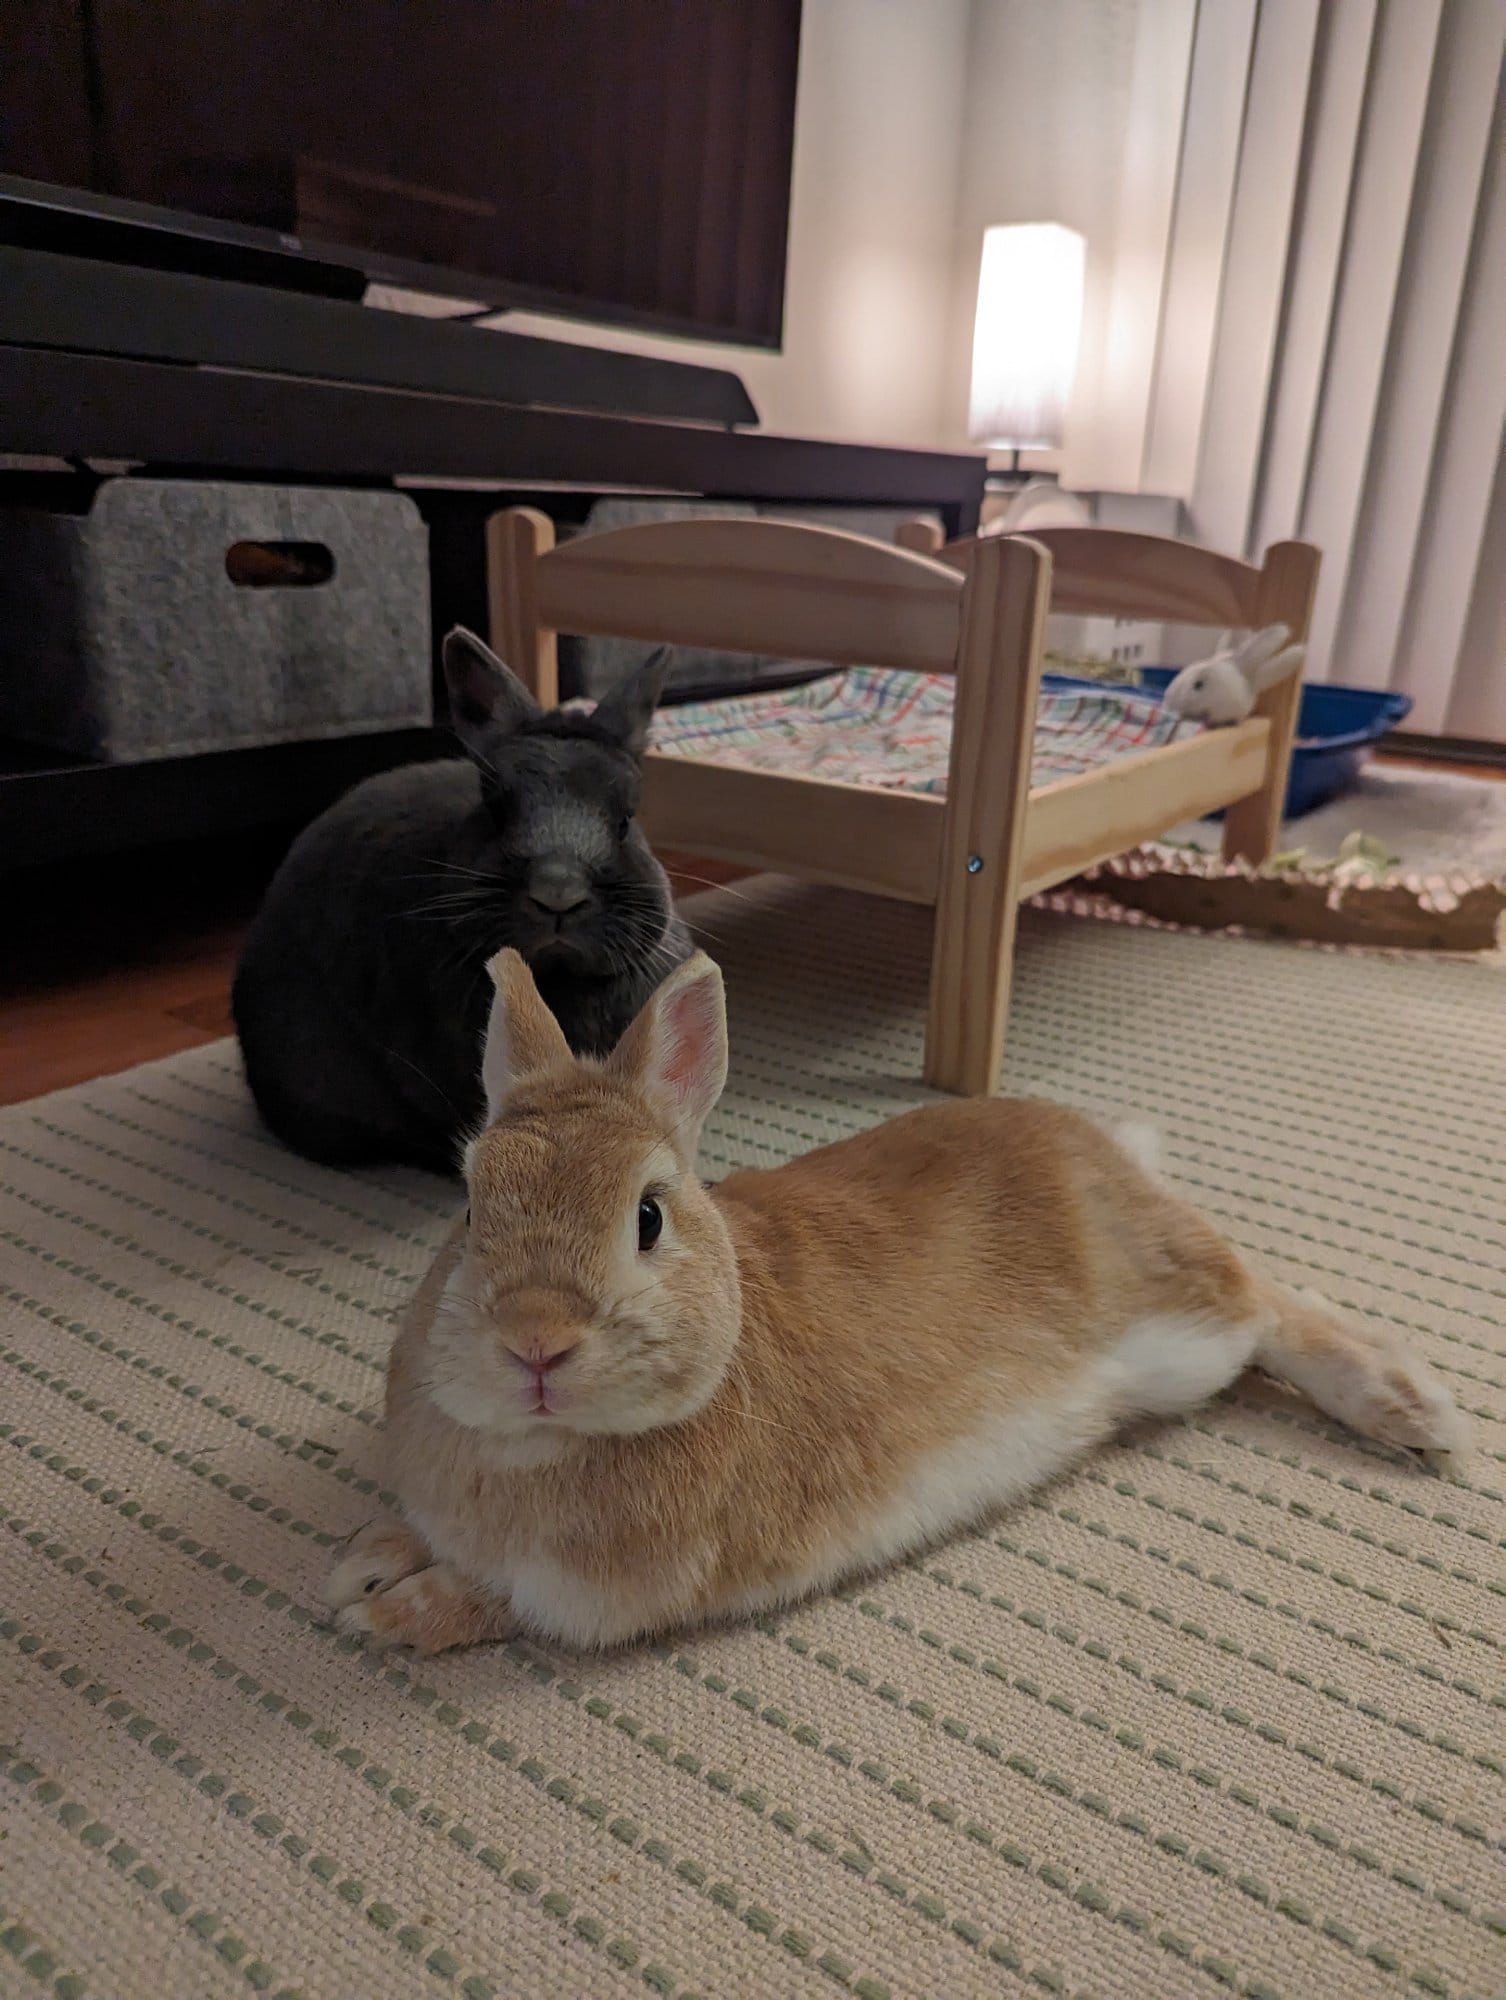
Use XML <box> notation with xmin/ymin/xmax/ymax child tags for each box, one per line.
<box><xmin>1041</xmin><ymin>667</ymin><xmax>1412</xmax><ymax>820</ymax></box>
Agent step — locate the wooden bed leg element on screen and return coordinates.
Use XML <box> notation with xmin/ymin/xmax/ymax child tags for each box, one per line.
<box><xmin>1221</xmin><ymin>540</ymin><xmax>1322</xmax><ymax>867</ymax></box>
<box><xmin>486</xmin><ymin>507</ymin><xmax>560</xmax><ymax>708</ymax></box>
<box><xmin>924</xmin><ymin>536</ymin><xmax>1052</xmax><ymax>1096</ymax></box>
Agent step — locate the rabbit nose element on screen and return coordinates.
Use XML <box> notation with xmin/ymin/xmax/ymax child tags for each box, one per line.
<box><xmin>504</xmin><ymin>1330</ymin><xmax>580</xmax><ymax>1375</ymax></box>
<box><xmin>528</xmin><ymin>857</ymin><xmax>591</xmax><ymax>915</ymax></box>
<box><xmin>499</xmin><ymin>1292</ymin><xmax>584</xmax><ymax>1372</ymax></box>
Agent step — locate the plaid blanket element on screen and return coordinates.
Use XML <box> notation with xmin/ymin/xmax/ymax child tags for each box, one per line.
<box><xmin>650</xmin><ymin>665</ymin><xmax>1194</xmax><ymax>794</ymax></box>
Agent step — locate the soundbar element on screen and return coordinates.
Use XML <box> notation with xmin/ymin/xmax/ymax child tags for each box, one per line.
<box><xmin>0</xmin><ymin>236</ymin><xmax>759</xmax><ymax>431</ymax></box>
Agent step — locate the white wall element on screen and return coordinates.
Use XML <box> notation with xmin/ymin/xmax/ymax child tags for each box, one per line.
<box><xmin>472</xmin><ymin>0</ymin><xmax>972</xmax><ymax>449</ymax></box>
<box><xmin>944</xmin><ymin>0</ymin><xmax>1149</xmax><ymax>472</ymax></box>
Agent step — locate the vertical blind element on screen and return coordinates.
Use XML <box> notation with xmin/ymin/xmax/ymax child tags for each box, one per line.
<box><xmin>1068</xmin><ymin>0</ymin><xmax>1506</xmax><ymax>738</ymax></box>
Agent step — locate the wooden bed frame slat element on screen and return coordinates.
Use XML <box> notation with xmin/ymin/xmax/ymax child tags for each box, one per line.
<box><xmin>536</xmin><ymin>516</ymin><xmax>964</xmax><ymax>672</ymax></box>
<box><xmin>1018</xmin><ymin>718</ymin><xmax>1270</xmax><ymax>897</ymax></box>
<box><xmin>645</xmin><ymin>716</ymin><xmax>1271</xmax><ymax>912</ymax></box>
<box><xmin>641</xmin><ymin>752</ymin><xmax>944</xmax><ymax>904</ymax></box>
<box><xmin>1029</xmin><ymin>527</ymin><xmax>1261</xmax><ymax>625</ymax></box>
<box><xmin>945</xmin><ymin>525</ymin><xmax>1265</xmax><ymax>629</ymax></box>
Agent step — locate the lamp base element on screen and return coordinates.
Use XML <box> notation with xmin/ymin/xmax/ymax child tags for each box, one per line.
<box><xmin>985</xmin><ymin>450</ymin><xmax>1058</xmax><ymax>490</ymax></box>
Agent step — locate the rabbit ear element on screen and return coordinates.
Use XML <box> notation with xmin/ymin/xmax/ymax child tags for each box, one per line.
<box><xmin>593</xmin><ymin>647</ymin><xmax>673</xmax><ymax>758</ymax></box>
<box><xmin>442</xmin><ymin>628</ymin><xmax>542</xmax><ymax>761</ymax></box>
<box><xmin>610</xmin><ymin>952</ymin><xmax>728</xmax><ymax>1159</ymax></box>
<box><xmin>479</xmin><ymin>948</ymin><xmax>571</xmax><ymax>1121</ymax></box>
<box><xmin>1232</xmin><ymin>624</ymin><xmax>1292</xmax><ymax>675</ymax></box>
<box><xmin>1248</xmin><ymin>641</ymin><xmax>1306</xmax><ymax>694</ymax></box>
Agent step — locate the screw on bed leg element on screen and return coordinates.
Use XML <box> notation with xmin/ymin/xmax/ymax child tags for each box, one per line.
<box><xmin>966</xmin><ymin>854</ymin><xmax>984</xmax><ymax>875</ymax></box>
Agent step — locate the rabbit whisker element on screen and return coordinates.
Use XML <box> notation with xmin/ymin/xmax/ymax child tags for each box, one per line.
<box><xmin>403</xmin><ymin>880</ymin><xmax>504</xmax><ymax>906</ymax></box>
<box><xmin>666</xmin><ymin>869</ymin><xmax>756</xmax><ymax>904</ymax></box>
<box><xmin>403</xmin><ymin>898</ymin><xmax>499</xmax><ymax>921</ymax></box>
<box><xmin>704</xmin><ymin>1397</ymin><xmax>825</xmax><ymax>1449</ymax></box>
<box><xmin>458</xmin><ymin>739</ymin><xmax>499</xmax><ymax>778</ymax></box>
<box><xmin>442</xmin><ymin>1293</ymin><xmax>494</xmax><ymax>1320</ymax></box>
<box><xmin>614</xmin><ymin>901</ymin><xmax>679</xmax><ymax>930</ymax></box>
<box><xmin>376</xmin><ymin>1042</ymin><xmax>467</xmax><ymax>1121</ymax></box>
<box><xmin>680</xmin><ymin>916</ymin><xmax>733</xmax><ymax>947</ymax></box>
<box><xmin>409</xmin><ymin>860</ymin><xmax>508</xmax><ymax>884</ymax></box>
<box><xmin>613</xmin><ymin>919</ymin><xmax>679</xmax><ymax>953</ymax></box>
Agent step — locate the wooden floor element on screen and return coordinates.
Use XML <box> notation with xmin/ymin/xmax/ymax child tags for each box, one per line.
<box><xmin>1</xmin><ymin>835</ymin><xmax>267</xmax><ymax>1108</ymax></box>
<box><xmin>2</xmin><ymin>751</ymin><xmax>1499</xmax><ymax>1110</ymax></box>
<box><xmin>0</xmin><ymin>836</ymin><xmax>742</xmax><ymax>1108</ymax></box>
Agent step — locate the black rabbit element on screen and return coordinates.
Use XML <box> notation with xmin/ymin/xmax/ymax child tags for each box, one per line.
<box><xmin>232</xmin><ymin>628</ymin><xmax>690</xmax><ymax>1174</ymax></box>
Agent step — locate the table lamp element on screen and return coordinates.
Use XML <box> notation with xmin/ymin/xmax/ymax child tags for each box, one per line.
<box><xmin>968</xmin><ymin>222</ymin><xmax>1085</xmax><ymax>477</ymax></box>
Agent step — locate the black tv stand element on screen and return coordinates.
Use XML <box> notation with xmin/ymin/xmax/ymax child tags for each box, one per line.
<box><xmin>1</xmin><ymin>236</ymin><xmax>987</xmax><ymax>868</ymax></box>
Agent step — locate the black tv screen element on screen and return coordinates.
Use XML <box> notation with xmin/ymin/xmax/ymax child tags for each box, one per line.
<box><xmin>4</xmin><ymin>0</ymin><xmax>803</xmax><ymax>346</ymax></box>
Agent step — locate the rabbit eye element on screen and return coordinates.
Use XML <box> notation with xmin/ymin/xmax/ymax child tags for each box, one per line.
<box><xmin>637</xmin><ymin>1196</ymin><xmax>663</xmax><ymax>1252</ymax></box>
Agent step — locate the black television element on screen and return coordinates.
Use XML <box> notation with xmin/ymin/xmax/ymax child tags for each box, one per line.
<box><xmin>3</xmin><ymin>0</ymin><xmax>803</xmax><ymax>347</ymax></box>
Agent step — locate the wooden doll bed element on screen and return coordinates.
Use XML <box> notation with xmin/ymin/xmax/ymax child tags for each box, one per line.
<box><xmin>484</xmin><ymin>508</ymin><xmax>1319</xmax><ymax>1096</ymax></box>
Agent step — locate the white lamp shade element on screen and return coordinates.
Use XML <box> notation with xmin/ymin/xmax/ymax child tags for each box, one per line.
<box><xmin>968</xmin><ymin>223</ymin><xmax>1085</xmax><ymax>451</ymax></box>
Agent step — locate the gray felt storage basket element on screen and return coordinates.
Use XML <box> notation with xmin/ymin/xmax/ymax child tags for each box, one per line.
<box><xmin>0</xmin><ymin>478</ymin><xmax>432</xmax><ymax>762</ymax></box>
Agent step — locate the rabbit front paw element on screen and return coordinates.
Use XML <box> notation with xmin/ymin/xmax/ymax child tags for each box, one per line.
<box><xmin>327</xmin><ymin>1524</ymin><xmax>514</xmax><ymax>1655</ymax></box>
<box><xmin>338</xmin><ymin>1563</ymin><xmax>515</xmax><ymax>1655</ymax></box>
<box><xmin>324</xmin><ymin>1516</ymin><xmax>432</xmax><ymax>1611</ymax></box>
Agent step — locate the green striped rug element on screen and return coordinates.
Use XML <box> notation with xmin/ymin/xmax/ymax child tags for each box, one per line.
<box><xmin>1</xmin><ymin>881</ymin><xmax>1502</xmax><ymax>2000</ymax></box>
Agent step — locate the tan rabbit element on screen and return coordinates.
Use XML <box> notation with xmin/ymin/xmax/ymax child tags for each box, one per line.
<box><xmin>326</xmin><ymin>949</ymin><xmax>1466</xmax><ymax>1655</ymax></box>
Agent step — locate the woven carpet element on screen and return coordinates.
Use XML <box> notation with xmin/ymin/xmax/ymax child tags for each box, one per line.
<box><xmin>1</xmin><ymin>882</ymin><xmax>1502</xmax><ymax>2000</ymax></box>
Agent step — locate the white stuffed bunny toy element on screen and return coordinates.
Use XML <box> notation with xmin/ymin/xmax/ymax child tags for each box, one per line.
<box><xmin>1161</xmin><ymin>624</ymin><xmax>1306</xmax><ymax>726</ymax></box>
